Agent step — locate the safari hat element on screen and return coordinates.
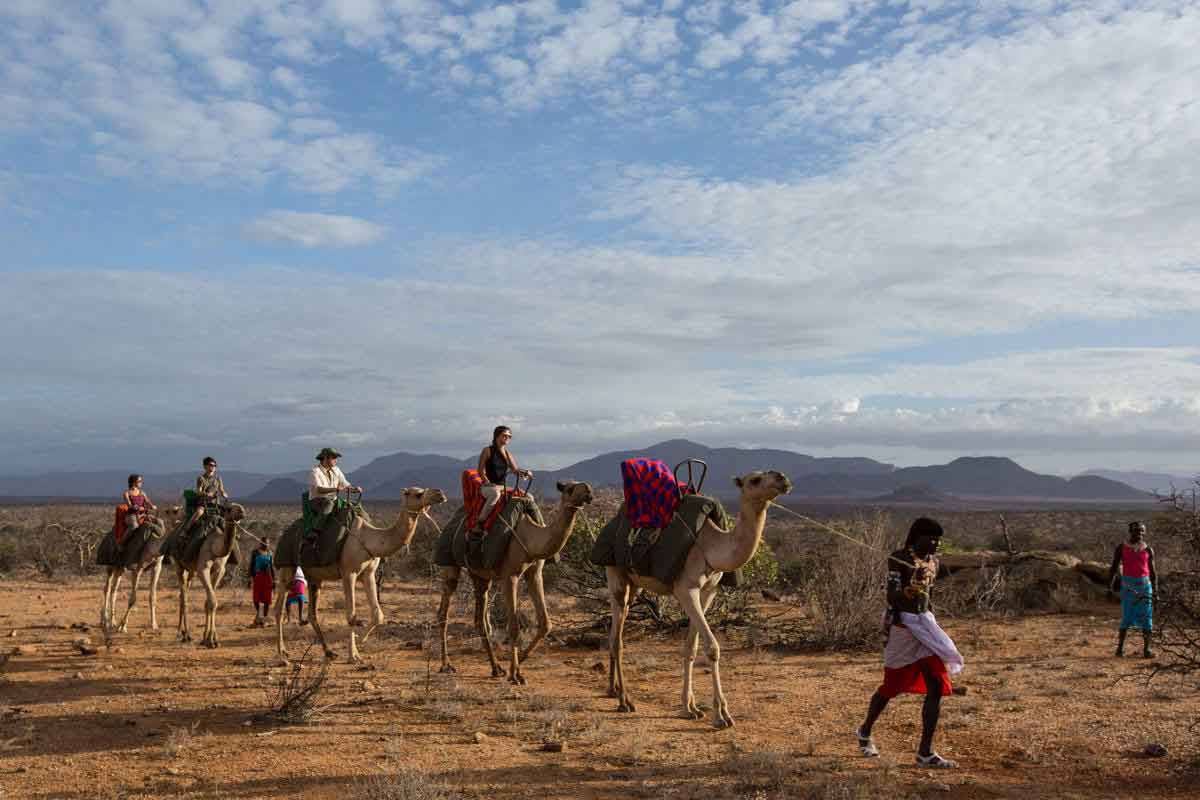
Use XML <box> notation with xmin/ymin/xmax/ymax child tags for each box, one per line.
<box><xmin>316</xmin><ymin>447</ymin><xmax>343</xmax><ymax>460</ymax></box>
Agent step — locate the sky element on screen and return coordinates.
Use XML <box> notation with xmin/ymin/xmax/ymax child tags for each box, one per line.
<box><xmin>2</xmin><ymin>0</ymin><xmax>1199</xmax><ymax>477</ymax></box>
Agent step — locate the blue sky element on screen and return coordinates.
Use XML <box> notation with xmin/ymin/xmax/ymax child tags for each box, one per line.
<box><xmin>2</xmin><ymin>0</ymin><xmax>1199</xmax><ymax>477</ymax></box>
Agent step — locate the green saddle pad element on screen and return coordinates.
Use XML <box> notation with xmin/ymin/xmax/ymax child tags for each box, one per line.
<box><xmin>433</xmin><ymin>496</ymin><xmax>545</xmax><ymax>571</ymax></box>
<box><xmin>590</xmin><ymin>494</ymin><xmax>737</xmax><ymax>586</ymax></box>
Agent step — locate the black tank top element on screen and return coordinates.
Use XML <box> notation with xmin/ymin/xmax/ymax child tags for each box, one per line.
<box><xmin>484</xmin><ymin>446</ymin><xmax>508</xmax><ymax>484</ymax></box>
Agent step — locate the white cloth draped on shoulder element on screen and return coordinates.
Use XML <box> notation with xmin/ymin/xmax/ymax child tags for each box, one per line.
<box><xmin>882</xmin><ymin>610</ymin><xmax>964</xmax><ymax>675</ymax></box>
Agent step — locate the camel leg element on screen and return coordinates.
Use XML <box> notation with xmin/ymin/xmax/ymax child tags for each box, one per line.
<box><xmin>148</xmin><ymin>557</ymin><xmax>163</xmax><ymax>631</ymax></box>
<box><xmin>308</xmin><ymin>583</ymin><xmax>336</xmax><ymax>660</ymax></box>
<box><xmin>606</xmin><ymin>568</ymin><xmax>634</xmax><ymax>711</ymax></box>
<box><xmin>273</xmin><ymin>566</ymin><xmax>294</xmax><ymax>664</ymax></box>
<box><xmin>117</xmin><ymin>564</ymin><xmax>143</xmax><ymax>632</ymax></box>
<box><xmin>437</xmin><ymin>567</ymin><xmax>460</xmax><ymax>673</ymax></box>
<box><xmin>101</xmin><ymin>570</ymin><xmax>118</xmax><ymax>630</ymax></box>
<box><xmin>177</xmin><ymin>570</ymin><xmax>192</xmax><ymax>643</ymax></box>
<box><xmin>472</xmin><ymin>574</ymin><xmax>505</xmax><ymax>678</ymax></box>
<box><xmin>518</xmin><ymin>561</ymin><xmax>552</xmax><ymax>663</ymax></box>
<box><xmin>681</xmin><ymin>583</ymin><xmax>718</xmax><ymax>720</ymax></box>
<box><xmin>197</xmin><ymin>563</ymin><xmax>219</xmax><ymax>648</ymax></box>
<box><xmin>344</xmin><ymin>571</ymin><xmax>365</xmax><ymax>663</ymax></box>
<box><xmin>502</xmin><ymin>575</ymin><xmax>525</xmax><ymax>685</ymax></box>
<box><xmin>359</xmin><ymin>560</ymin><xmax>386</xmax><ymax>645</ymax></box>
<box><xmin>677</xmin><ymin>585</ymin><xmax>731</xmax><ymax>728</ymax></box>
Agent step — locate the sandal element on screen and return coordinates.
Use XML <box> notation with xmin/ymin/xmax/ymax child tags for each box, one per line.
<box><xmin>917</xmin><ymin>752</ymin><xmax>956</xmax><ymax>768</ymax></box>
<box><xmin>855</xmin><ymin>726</ymin><xmax>879</xmax><ymax>758</ymax></box>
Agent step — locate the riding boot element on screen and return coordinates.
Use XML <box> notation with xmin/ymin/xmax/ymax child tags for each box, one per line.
<box><xmin>1115</xmin><ymin>628</ymin><xmax>1127</xmax><ymax>657</ymax></box>
<box><xmin>1142</xmin><ymin>629</ymin><xmax>1153</xmax><ymax>659</ymax></box>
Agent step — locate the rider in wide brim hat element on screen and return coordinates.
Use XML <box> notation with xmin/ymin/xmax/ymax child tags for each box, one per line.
<box><xmin>316</xmin><ymin>447</ymin><xmax>342</xmax><ymax>460</ymax></box>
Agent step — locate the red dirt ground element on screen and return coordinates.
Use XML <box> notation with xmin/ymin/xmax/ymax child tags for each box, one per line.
<box><xmin>1</xmin><ymin>577</ymin><xmax>1197</xmax><ymax>799</ymax></box>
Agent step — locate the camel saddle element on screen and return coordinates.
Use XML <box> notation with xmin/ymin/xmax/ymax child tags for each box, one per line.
<box><xmin>274</xmin><ymin>501</ymin><xmax>365</xmax><ymax>569</ymax></box>
<box><xmin>433</xmin><ymin>495</ymin><xmax>545</xmax><ymax>571</ymax></box>
<box><xmin>591</xmin><ymin>494</ymin><xmax>742</xmax><ymax>587</ymax></box>
<box><xmin>95</xmin><ymin>523</ymin><xmax>161</xmax><ymax>568</ymax></box>
<box><xmin>160</xmin><ymin>511</ymin><xmax>239</xmax><ymax>567</ymax></box>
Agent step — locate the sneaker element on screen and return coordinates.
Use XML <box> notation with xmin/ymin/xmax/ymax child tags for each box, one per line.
<box><xmin>917</xmin><ymin>752</ymin><xmax>956</xmax><ymax>768</ymax></box>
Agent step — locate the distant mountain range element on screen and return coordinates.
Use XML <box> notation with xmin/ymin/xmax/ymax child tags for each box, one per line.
<box><xmin>1078</xmin><ymin>469</ymin><xmax>1197</xmax><ymax>495</ymax></box>
<box><xmin>0</xmin><ymin>439</ymin><xmax>1157</xmax><ymax>504</ymax></box>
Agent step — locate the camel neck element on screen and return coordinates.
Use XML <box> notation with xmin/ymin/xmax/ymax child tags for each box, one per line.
<box><xmin>525</xmin><ymin>502</ymin><xmax>581</xmax><ymax>560</ymax></box>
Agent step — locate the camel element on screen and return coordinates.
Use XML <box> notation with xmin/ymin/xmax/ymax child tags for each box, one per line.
<box><xmin>272</xmin><ymin>487</ymin><xmax>448</xmax><ymax>664</ymax></box>
<box><xmin>437</xmin><ymin>480</ymin><xmax>593</xmax><ymax>685</ymax></box>
<box><xmin>100</xmin><ymin>505</ymin><xmax>184</xmax><ymax>633</ymax></box>
<box><xmin>173</xmin><ymin>503</ymin><xmax>247</xmax><ymax>648</ymax></box>
<box><xmin>605</xmin><ymin>470</ymin><xmax>791</xmax><ymax>728</ymax></box>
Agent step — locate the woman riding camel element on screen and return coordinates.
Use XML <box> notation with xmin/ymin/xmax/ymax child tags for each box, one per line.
<box><xmin>475</xmin><ymin>426</ymin><xmax>532</xmax><ymax>526</ymax></box>
<box><xmin>121</xmin><ymin>474</ymin><xmax>156</xmax><ymax>535</ymax></box>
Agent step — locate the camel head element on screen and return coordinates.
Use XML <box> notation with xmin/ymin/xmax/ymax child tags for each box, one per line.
<box><xmin>555</xmin><ymin>480</ymin><xmax>594</xmax><ymax>508</ymax></box>
<box><xmin>400</xmin><ymin>487</ymin><xmax>449</xmax><ymax>511</ymax></box>
<box><xmin>732</xmin><ymin>471</ymin><xmax>792</xmax><ymax>504</ymax></box>
<box><xmin>222</xmin><ymin>503</ymin><xmax>247</xmax><ymax>524</ymax></box>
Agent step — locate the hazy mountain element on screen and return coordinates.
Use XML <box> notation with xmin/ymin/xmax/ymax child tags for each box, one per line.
<box><xmin>870</xmin><ymin>484</ymin><xmax>956</xmax><ymax>504</ymax></box>
<box><xmin>0</xmin><ymin>470</ymin><xmax>276</xmax><ymax>501</ymax></box>
<box><xmin>244</xmin><ymin>478</ymin><xmax>310</xmax><ymax>504</ymax></box>
<box><xmin>537</xmin><ymin>438</ymin><xmax>893</xmax><ymax>492</ymax></box>
<box><xmin>0</xmin><ymin>442</ymin><xmax>1151</xmax><ymax>503</ymax></box>
<box><xmin>1079</xmin><ymin>469</ymin><xmax>1196</xmax><ymax>495</ymax></box>
<box><xmin>349</xmin><ymin>452</ymin><xmax>467</xmax><ymax>492</ymax></box>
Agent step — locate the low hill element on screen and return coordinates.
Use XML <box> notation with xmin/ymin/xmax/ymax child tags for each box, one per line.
<box><xmin>870</xmin><ymin>484</ymin><xmax>956</xmax><ymax>504</ymax></box>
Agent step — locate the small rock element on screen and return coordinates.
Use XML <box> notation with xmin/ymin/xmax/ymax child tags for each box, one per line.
<box><xmin>242</xmin><ymin>720</ymin><xmax>253</xmax><ymax>727</ymax></box>
<box><xmin>952</xmin><ymin>686</ymin><xmax>968</xmax><ymax>696</ymax></box>
<box><xmin>36</xmin><ymin>594</ymin><xmax>43</xmax><ymax>600</ymax></box>
<box><xmin>360</xmin><ymin>681</ymin><xmax>377</xmax><ymax>692</ymax></box>
<box><xmin>73</xmin><ymin>671</ymin><xmax>85</xmax><ymax>680</ymax></box>
<box><xmin>13</xmin><ymin>644</ymin><xmax>37</xmax><ymax>656</ymax></box>
<box><xmin>75</xmin><ymin>642</ymin><xmax>99</xmax><ymax>656</ymax></box>
<box><xmin>1144</xmin><ymin>743</ymin><xmax>1168</xmax><ymax>758</ymax></box>
<box><xmin>591</xmin><ymin>662</ymin><xmax>606</xmax><ymax>674</ymax></box>
<box><xmin>7</xmin><ymin>630</ymin><xmax>16</xmax><ymax>637</ymax></box>
<box><xmin>473</xmin><ymin>731</ymin><xmax>488</xmax><ymax>744</ymax></box>
<box><xmin>761</xmin><ymin>589</ymin><xmax>782</xmax><ymax>602</ymax></box>
<box><xmin>125</xmin><ymin>719</ymin><xmax>137</xmax><ymax>727</ymax></box>
<box><xmin>541</xmin><ymin>741</ymin><xmax>566</xmax><ymax>753</ymax></box>
<box><xmin>164</xmin><ymin>766</ymin><xmax>181</xmax><ymax>776</ymax></box>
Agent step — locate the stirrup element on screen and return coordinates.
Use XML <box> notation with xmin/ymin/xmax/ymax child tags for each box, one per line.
<box><xmin>855</xmin><ymin>727</ymin><xmax>879</xmax><ymax>758</ymax></box>
<box><xmin>917</xmin><ymin>751</ymin><xmax>956</xmax><ymax>768</ymax></box>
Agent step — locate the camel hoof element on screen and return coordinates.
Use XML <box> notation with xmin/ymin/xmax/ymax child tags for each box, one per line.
<box><xmin>491</xmin><ymin>666</ymin><xmax>506</xmax><ymax>678</ymax></box>
<box><xmin>713</xmin><ymin>712</ymin><xmax>735</xmax><ymax>729</ymax></box>
<box><xmin>508</xmin><ymin>673</ymin><xmax>526</xmax><ymax>686</ymax></box>
<box><xmin>117</xmin><ymin>624</ymin><xmax>128</xmax><ymax>634</ymax></box>
<box><xmin>618</xmin><ymin>699</ymin><xmax>636</xmax><ymax>713</ymax></box>
<box><xmin>439</xmin><ymin>664</ymin><xmax>457</xmax><ymax>674</ymax></box>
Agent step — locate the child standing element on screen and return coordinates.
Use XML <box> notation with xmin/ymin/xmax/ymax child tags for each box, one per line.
<box><xmin>250</xmin><ymin>537</ymin><xmax>275</xmax><ymax>626</ymax></box>
<box><xmin>286</xmin><ymin>566</ymin><xmax>308</xmax><ymax>625</ymax></box>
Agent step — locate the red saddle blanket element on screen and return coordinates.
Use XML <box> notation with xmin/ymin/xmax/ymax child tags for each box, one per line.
<box><xmin>621</xmin><ymin>458</ymin><xmax>684</xmax><ymax>530</ymax></box>
<box><xmin>461</xmin><ymin>469</ymin><xmax>524</xmax><ymax>534</ymax></box>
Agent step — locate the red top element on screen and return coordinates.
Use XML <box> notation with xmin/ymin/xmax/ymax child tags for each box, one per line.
<box><xmin>1121</xmin><ymin>544</ymin><xmax>1151</xmax><ymax>578</ymax></box>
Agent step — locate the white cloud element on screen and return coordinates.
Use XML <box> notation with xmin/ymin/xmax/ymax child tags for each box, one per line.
<box><xmin>243</xmin><ymin>211</ymin><xmax>388</xmax><ymax>247</ymax></box>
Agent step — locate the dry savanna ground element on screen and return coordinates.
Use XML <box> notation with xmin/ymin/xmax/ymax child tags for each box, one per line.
<box><xmin>0</xmin><ymin>502</ymin><xmax>1198</xmax><ymax>799</ymax></box>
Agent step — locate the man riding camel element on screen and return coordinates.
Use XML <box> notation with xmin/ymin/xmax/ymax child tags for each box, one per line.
<box><xmin>184</xmin><ymin>456</ymin><xmax>228</xmax><ymax>530</ymax></box>
<box><xmin>308</xmin><ymin>447</ymin><xmax>362</xmax><ymax>533</ymax></box>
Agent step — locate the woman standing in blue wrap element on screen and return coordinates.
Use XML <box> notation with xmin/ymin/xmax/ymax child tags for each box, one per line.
<box><xmin>1108</xmin><ymin>521</ymin><xmax>1157</xmax><ymax>658</ymax></box>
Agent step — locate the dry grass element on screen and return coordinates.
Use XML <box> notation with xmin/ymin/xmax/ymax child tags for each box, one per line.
<box><xmin>355</xmin><ymin>768</ymin><xmax>459</xmax><ymax>800</ymax></box>
<box><xmin>267</xmin><ymin>645</ymin><xmax>330</xmax><ymax>724</ymax></box>
<box><xmin>162</xmin><ymin>720</ymin><xmax>201</xmax><ymax>759</ymax></box>
<box><xmin>805</xmin><ymin>511</ymin><xmax>890</xmax><ymax>649</ymax></box>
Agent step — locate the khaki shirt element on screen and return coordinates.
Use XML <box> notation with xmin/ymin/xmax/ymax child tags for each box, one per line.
<box><xmin>309</xmin><ymin>465</ymin><xmax>350</xmax><ymax>497</ymax></box>
<box><xmin>196</xmin><ymin>473</ymin><xmax>226</xmax><ymax>497</ymax></box>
